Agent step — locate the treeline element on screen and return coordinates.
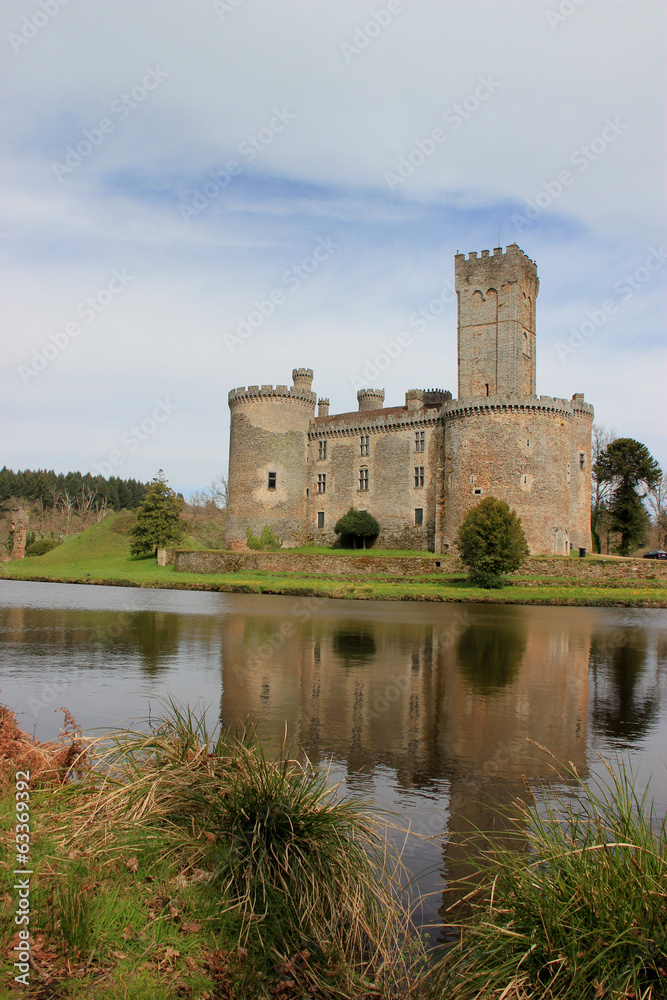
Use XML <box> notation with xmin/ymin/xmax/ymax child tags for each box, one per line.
<box><xmin>0</xmin><ymin>468</ymin><xmax>148</xmax><ymax>511</ymax></box>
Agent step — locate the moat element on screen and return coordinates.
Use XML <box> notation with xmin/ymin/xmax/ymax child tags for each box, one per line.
<box><xmin>1</xmin><ymin>580</ymin><xmax>666</xmax><ymax>932</ymax></box>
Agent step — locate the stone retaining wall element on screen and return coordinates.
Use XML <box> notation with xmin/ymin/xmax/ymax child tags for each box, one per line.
<box><xmin>157</xmin><ymin>548</ymin><xmax>667</xmax><ymax>580</ymax></box>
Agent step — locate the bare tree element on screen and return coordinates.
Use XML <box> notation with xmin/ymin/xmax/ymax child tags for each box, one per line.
<box><xmin>203</xmin><ymin>474</ymin><xmax>227</xmax><ymax>510</ymax></box>
<box><xmin>591</xmin><ymin>424</ymin><xmax>616</xmax><ymax>553</ymax></box>
<box><xmin>647</xmin><ymin>472</ymin><xmax>667</xmax><ymax>549</ymax></box>
<box><xmin>75</xmin><ymin>485</ymin><xmax>108</xmax><ymax>527</ymax></box>
<box><xmin>55</xmin><ymin>490</ymin><xmax>75</xmax><ymax>539</ymax></box>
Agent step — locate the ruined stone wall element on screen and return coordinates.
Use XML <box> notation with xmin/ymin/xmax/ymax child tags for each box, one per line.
<box><xmin>441</xmin><ymin>396</ymin><xmax>588</xmax><ymax>555</ymax></box>
<box><xmin>307</xmin><ymin>408</ymin><xmax>443</xmax><ymax>549</ymax></box>
<box><xmin>225</xmin><ymin>385</ymin><xmax>315</xmax><ymax>549</ymax></box>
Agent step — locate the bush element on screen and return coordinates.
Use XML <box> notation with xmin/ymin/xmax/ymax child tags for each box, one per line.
<box><xmin>334</xmin><ymin>508</ymin><xmax>380</xmax><ymax>549</ymax></box>
<box><xmin>25</xmin><ymin>538</ymin><xmax>58</xmax><ymax>557</ymax></box>
<box><xmin>434</xmin><ymin>755</ymin><xmax>667</xmax><ymax>999</ymax></box>
<box><xmin>246</xmin><ymin>525</ymin><xmax>283</xmax><ymax>550</ymax></box>
<box><xmin>88</xmin><ymin>701</ymin><xmax>407</xmax><ymax>980</ymax></box>
<box><xmin>456</xmin><ymin>496</ymin><xmax>528</xmax><ymax>588</ymax></box>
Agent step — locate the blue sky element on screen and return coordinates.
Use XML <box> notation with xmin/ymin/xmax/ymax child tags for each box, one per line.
<box><xmin>2</xmin><ymin>0</ymin><xmax>666</xmax><ymax>495</ymax></box>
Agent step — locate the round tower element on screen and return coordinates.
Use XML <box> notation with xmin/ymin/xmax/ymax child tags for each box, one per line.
<box><xmin>225</xmin><ymin>371</ymin><xmax>316</xmax><ymax>549</ymax></box>
<box><xmin>357</xmin><ymin>388</ymin><xmax>385</xmax><ymax>412</ymax></box>
<box><xmin>292</xmin><ymin>368</ymin><xmax>314</xmax><ymax>393</ymax></box>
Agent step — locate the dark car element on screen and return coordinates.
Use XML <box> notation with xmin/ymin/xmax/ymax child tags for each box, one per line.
<box><xmin>643</xmin><ymin>550</ymin><xmax>667</xmax><ymax>559</ymax></box>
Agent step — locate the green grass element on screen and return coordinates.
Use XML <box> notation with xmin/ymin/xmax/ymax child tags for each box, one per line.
<box><xmin>2</xmin><ymin>512</ymin><xmax>666</xmax><ymax>607</ymax></box>
<box><xmin>433</xmin><ymin>753</ymin><xmax>667</xmax><ymax>999</ymax></box>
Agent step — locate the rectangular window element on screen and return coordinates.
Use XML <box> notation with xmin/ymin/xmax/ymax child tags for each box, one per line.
<box><xmin>360</xmin><ymin>434</ymin><xmax>370</xmax><ymax>456</ymax></box>
<box><xmin>414</xmin><ymin>466</ymin><xmax>424</xmax><ymax>488</ymax></box>
<box><xmin>359</xmin><ymin>468</ymin><xmax>369</xmax><ymax>491</ymax></box>
<box><xmin>415</xmin><ymin>430</ymin><xmax>425</xmax><ymax>452</ymax></box>
<box><xmin>317</xmin><ymin>473</ymin><xmax>326</xmax><ymax>494</ymax></box>
<box><xmin>318</xmin><ymin>439</ymin><xmax>327</xmax><ymax>460</ymax></box>
<box><xmin>268</xmin><ymin>472</ymin><xmax>276</xmax><ymax>490</ymax></box>
<box><xmin>317</xmin><ymin>511</ymin><xmax>324</xmax><ymax>529</ymax></box>
<box><xmin>474</xmin><ymin>488</ymin><xmax>482</xmax><ymax>495</ymax></box>
<box><xmin>414</xmin><ymin>508</ymin><xmax>423</xmax><ymax>527</ymax></box>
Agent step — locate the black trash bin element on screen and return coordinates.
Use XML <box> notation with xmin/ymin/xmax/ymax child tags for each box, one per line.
<box><xmin>579</xmin><ymin>547</ymin><xmax>586</xmax><ymax>558</ymax></box>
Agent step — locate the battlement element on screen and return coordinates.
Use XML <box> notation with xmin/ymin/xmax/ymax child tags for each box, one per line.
<box><xmin>405</xmin><ymin>388</ymin><xmax>451</xmax><ymax>411</ymax></box>
<box><xmin>228</xmin><ymin>384</ymin><xmax>316</xmax><ymax>407</ymax></box>
<box><xmin>442</xmin><ymin>392</ymin><xmax>593</xmax><ymax>421</ymax></box>
<box><xmin>357</xmin><ymin>388</ymin><xmax>385</xmax><ymax>412</ymax></box>
<box><xmin>454</xmin><ymin>243</ymin><xmax>536</xmax><ymax>266</ymax></box>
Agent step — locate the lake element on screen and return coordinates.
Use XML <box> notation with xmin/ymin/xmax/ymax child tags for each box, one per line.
<box><xmin>1</xmin><ymin>579</ymin><xmax>666</xmax><ymax>934</ymax></box>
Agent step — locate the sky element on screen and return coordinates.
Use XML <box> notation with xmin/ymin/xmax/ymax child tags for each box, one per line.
<box><xmin>2</xmin><ymin>0</ymin><xmax>666</xmax><ymax>497</ymax></box>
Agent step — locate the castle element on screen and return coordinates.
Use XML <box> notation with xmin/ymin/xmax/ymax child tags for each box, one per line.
<box><xmin>225</xmin><ymin>244</ymin><xmax>593</xmax><ymax>555</ymax></box>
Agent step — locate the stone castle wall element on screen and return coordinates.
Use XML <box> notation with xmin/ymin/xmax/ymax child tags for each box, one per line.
<box><xmin>441</xmin><ymin>396</ymin><xmax>593</xmax><ymax>555</ymax></box>
<box><xmin>308</xmin><ymin>406</ymin><xmax>442</xmax><ymax>549</ymax></box>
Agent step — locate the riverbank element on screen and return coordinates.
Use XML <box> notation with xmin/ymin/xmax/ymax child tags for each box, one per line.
<box><xmin>2</xmin><ymin>701</ymin><xmax>665</xmax><ymax>999</ymax></box>
<box><xmin>2</xmin><ymin>514</ymin><xmax>666</xmax><ymax>607</ymax></box>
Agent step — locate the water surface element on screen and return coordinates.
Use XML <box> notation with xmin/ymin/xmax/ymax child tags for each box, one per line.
<box><xmin>1</xmin><ymin>580</ymin><xmax>666</xmax><ymax>931</ymax></box>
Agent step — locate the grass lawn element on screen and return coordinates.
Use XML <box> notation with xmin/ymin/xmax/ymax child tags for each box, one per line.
<box><xmin>2</xmin><ymin>513</ymin><xmax>666</xmax><ymax>607</ymax></box>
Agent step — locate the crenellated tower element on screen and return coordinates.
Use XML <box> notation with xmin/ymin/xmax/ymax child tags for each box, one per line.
<box><xmin>225</xmin><ymin>368</ymin><xmax>316</xmax><ymax>549</ymax></box>
<box><xmin>455</xmin><ymin>244</ymin><xmax>538</xmax><ymax>399</ymax></box>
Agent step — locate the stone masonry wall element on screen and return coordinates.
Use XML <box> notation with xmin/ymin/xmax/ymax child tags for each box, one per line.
<box><xmin>160</xmin><ymin>548</ymin><xmax>667</xmax><ymax>581</ymax></box>
<box><xmin>441</xmin><ymin>397</ymin><xmax>590</xmax><ymax>555</ymax></box>
<box><xmin>307</xmin><ymin>406</ymin><xmax>443</xmax><ymax>549</ymax></box>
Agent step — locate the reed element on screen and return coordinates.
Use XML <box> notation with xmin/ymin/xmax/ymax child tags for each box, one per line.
<box><xmin>433</xmin><ymin>752</ymin><xmax>667</xmax><ymax>999</ymax></box>
<box><xmin>69</xmin><ymin>699</ymin><xmax>418</xmax><ymax>994</ymax></box>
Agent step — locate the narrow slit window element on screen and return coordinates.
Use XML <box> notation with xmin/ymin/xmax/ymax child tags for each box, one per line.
<box><xmin>579</xmin><ymin>452</ymin><xmax>585</xmax><ymax>470</ymax></box>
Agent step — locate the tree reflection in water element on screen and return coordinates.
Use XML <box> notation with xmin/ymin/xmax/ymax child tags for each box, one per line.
<box><xmin>332</xmin><ymin>627</ymin><xmax>377</xmax><ymax>668</ymax></box>
<box><xmin>455</xmin><ymin>623</ymin><xmax>526</xmax><ymax>694</ymax></box>
<box><xmin>590</xmin><ymin>631</ymin><xmax>660</xmax><ymax>741</ymax></box>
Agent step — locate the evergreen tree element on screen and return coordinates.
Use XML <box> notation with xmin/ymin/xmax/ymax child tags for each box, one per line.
<box><xmin>129</xmin><ymin>470</ymin><xmax>185</xmax><ymax>556</ymax></box>
<box><xmin>594</xmin><ymin>439</ymin><xmax>661</xmax><ymax>555</ymax></box>
<box><xmin>456</xmin><ymin>496</ymin><xmax>529</xmax><ymax>588</ymax></box>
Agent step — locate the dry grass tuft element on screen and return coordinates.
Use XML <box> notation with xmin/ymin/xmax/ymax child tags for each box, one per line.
<box><xmin>0</xmin><ymin>698</ymin><xmax>88</xmax><ymax>790</ymax></box>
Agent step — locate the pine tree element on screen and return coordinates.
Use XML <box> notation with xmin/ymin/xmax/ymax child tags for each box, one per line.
<box><xmin>129</xmin><ymin>471</ymin><xmax>185</xmax><ymax>556</ymax></box>
<box><xmin>594</xmin><ymin>439</ymin><xmax>661</xmax><ymax>555</ymax></box>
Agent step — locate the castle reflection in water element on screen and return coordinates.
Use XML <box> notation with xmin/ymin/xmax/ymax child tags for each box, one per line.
<box><xmin>3</xmin><ymin>590</ymin><xmax>664</xmax><ymax>926</ymax></box>
<box><xmin>216</xmin><ymin>598</ymin><xmax>664</xmax><ymax>924</ymax></box>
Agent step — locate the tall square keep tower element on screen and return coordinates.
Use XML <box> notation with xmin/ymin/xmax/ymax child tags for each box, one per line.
<box><xmin>455</xmin><ymin>244</ymin><xmax>538</xmax><ymax>399</ymax></box>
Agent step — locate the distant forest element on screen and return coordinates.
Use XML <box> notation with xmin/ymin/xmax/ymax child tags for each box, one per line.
<box><xmin>0</xmin><ymin>467</ymin><xmax>148</xmax><ymax>511</ymax></box>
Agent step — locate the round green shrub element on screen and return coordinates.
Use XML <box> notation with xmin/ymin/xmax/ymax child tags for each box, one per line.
<box><xmin>25</xmin><ymin>538</ymin><xmax>58</xmax><ymax>557</ymax></box>
<box><xmin>456</xmin><ymin>496</ymin><xmax>528</xmax><ymax>588</ymax></box>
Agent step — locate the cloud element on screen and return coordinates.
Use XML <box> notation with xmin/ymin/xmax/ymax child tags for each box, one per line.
<box><xmin>1</xmin><ymin>0</ymin><xmax>665</xmax><ymax>490</ymax></box>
